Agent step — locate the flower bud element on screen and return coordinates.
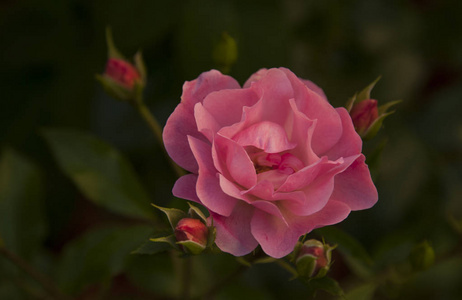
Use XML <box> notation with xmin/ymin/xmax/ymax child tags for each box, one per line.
<box><xmin>104</xmin><ymin>58</ymin><xmax>140</xmax><ymax>89</ymax></box>
<box><xmin>213</xmin><ymin>32</ymin><xmax>237</xmax><ymax>74</ymax></box>
<box><xmin>295</xmin><ymin>239</ymin><xmax>334</xmax><ymax>279</ymax></box>
<box><xmin>350</xmin><ymin>99</ymin><xmax>379</xmax><ymax>136</ymax></box>
<box><xmin>409</xmin><ymin>240</ymin><xmax>435</xmax><ymax>272</ymax></box>
<box><xmin>175</xmin><ymin>218</ymin><xmax>209</xmax><ymax>255</ymax></box>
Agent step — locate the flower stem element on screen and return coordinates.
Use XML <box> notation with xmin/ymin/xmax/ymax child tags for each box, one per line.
<box><xmin>0</xmin><ymin>244</ymin><xmax>70</xmax><ymax>300</ymax></box>
<box><xmin>180</xmin><ymin>256</ymin><xmax>192</xmax><ymax>300</ymax></box>
<box><xmin>132</xmin><ymin>100</ymin><xmax>185</xmax><ymax>178</ymax></box>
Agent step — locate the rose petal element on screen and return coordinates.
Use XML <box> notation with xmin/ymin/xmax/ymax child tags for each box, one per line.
<box><xmin>243</xmin><ymin>68</ymin><xmax>269</xmax><ymax>88</ymax></box>
<box><xmin>330</xmin><ymin>155</ymin><xmax>378</xmax><ymax>210</ymax></box>
<box><xmin>280</xmin><ymin>68</ymin><xmax>342</xmax><ymax>155</ymax></box>
<box><xmin>194</xmin><ymin>103</ymin><xmax>221</xmax><ymax>142</ymax></box>
<box><xmin>202</xmin><ymin>88</ymin><xmax>260</xmax><ymax>128</ymax></box>
<box><xmin>181</xmin><ymin>70</ymin><xmax>240</xmax><ymax>110</ymax></box>
<box><xmin>163</xmin><ymin>104</ymin><xmax>207</xmax><ymax>173</ymax></box>
<box><xmin>172</xmin><ymin>174</ymin><xmax>200</xmax><ymax>203</ymax></box>
<box><xmin>188</xmin><ymin>136</ymin><xmax>237</xmax><ymax>216</ymax></box>
<box><xmin>213</xmin><ymin>134</ymin><xmax>257</xmax><ymax>189</ymax></box>
<box><xmin>251</xmin><ymin>200</ymin><xmax>351</xmax><ymax>258</ymax></box>
<box><xmin>212</xmin><ymin>202</ymin><xmax>258</xmax><ymax>256</ymax></box>
<box><xmin>164</xmin><ymin>70</ymin><xmax>240</xmax><ymax>173</ymax></box>
<box><xmin>323</xmin><ymin>107</ymin><xmax>362</xmax><ymax>159</ymax></box>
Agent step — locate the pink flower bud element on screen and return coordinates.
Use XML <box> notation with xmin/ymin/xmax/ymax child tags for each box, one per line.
<box><xmin>350</xmin><ymin>99</ymin><xmax>379</xmax><ymax>136</ymax></box>
<box><xmin>104</xmin><ymin>58</ymin><xmax>140</xmax><ymax>89</ymax></box>
<box><xmin>295</xmin><ymin>239</ymin><xmax>334</xmax><ymax>279</ymax></box>
<box><xmin>175</xmin><ymin>218</ymin><xmax>209</xmax><ymax>252</ymax></box>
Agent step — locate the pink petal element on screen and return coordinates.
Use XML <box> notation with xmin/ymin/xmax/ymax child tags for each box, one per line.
<box><xmin>212</xmin><ymin>202</ymin><xmax>258</xmax><ymax>256</ymax></box>
<box><xmin>330</xmin><ymin>155</ymin><xmax>378</xmax><ymax>210</ymax></box>
<box><xmin>233</xmin><ymin>121</ymin><xmax>296</xmax><ymax>153</ymax></box>
<box><xmin>163</xmin><ymin>103</ymin><xmax>207</xmax><ymax>173</ymax></box>
<box><xmin>213</xmin><ymin>134</ymin><xmax>257</xmax><ymax>189</ymax></box>
<box><xmin>243</xmin><ymin>68</ymin><xmax>269</xmax><ymax>88</ymax></box>
<box><xmin>188</xmin><ymin>136</ymin><xmax>237</xmax><ymax>217</ymax></box>
<box><xmin>181</xmin><ymin>70</ymin><xmax>240</xmax><ymax>110</ymax></box>
<box><xmin>299</xmin><ymin>78</ymin><xmax>328</xmax><ymax>100</ymax></box>
<box><xmin>194</xmin><ymin>103</ymin><xmax>221</xmax><ymax>142</ymax></box>
<box><xmin>286</xmin><ymin>99</ymin><xmax>318</xmax><ymax>165</ymax></box>
<box><xmin>202</xmin><ymin>88</ymin><xmax>260</xmax><ymax>128</ymax></box>
<box><xmin>163</xmin><ymin>70</ymin><xmax>240</xmax><ymax>173</ymax></box>
<box><xmin>280</xmin><ymin>155</ymin><xmax>359</xmax><ymax>216</ymax></box>
<box><xmin>250</xmin><ymin>209</ymin><xmax>301</xmax><ymax>258</ymax></box>
<box><xmin>251</xmin><ymin>200</ymin><xmax>351</xmax><ymax>258</ymax></box>
<box><xmin>323</xmin><ymin>107</ymin><xmax>362</xmax><ymax>159</ymax></box>
<box><xmin>277</xmin><ymin>156</ymin><xmax>331</xmax><ymax>192</ymax></box>
<box><xmin>172</xmin><ymin>174</ymin><xmax>200</xmax><ymax>203</ymax></box>
<box><xmin>280</xmin><ymin>68</ymin><xmax>342</xmax><ymax>155</ymax></box>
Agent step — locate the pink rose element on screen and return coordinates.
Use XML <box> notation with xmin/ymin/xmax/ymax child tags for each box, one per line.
<box><xmin>163</xmin><ymin>68</ymin><xmax>378</xmax><ymax>258</ymax></box>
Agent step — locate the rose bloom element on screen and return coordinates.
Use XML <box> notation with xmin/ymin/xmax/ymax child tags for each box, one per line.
<box><xmin>163</xmin><ymin>68</ymin><xmax>377</xmax><ymax>258</ymax></box>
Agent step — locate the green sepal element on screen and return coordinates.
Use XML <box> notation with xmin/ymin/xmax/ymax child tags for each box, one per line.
<box><xmin>345</xmin><ymin>76</ymin><xmax>381</xmax><ymax>112</ymax></box>
<box><xmin>206</xmin><ymin>225</ymin><xmax>216</xmax><ymax>248</ymax></box>
<box><xmin>134</xmin><ymin>51</ymin><xmax>147</xmax><ymax>84</ymax></box>
<box><xmin>96</xmin><ymin>74</ymin><xmax>133</xmax><ymax>101</ymax></box>
<box><xmin>132</xmin><ymin>235</ymin><xmax>177</xmax><ymax>255</ymax></box>
<box><xmin>187</xmin><ymin>202</ymin><xmax>208</xmax><ymax>223</ymax></box>
<box><xmin>296</xmin><ymin>254</ymin><xmax>317</xmax><ymax>278</ymax></box>
<box><xmin>345</xmin><ymin>93</ymin><xmax>357</xmax><ymax>112</ymax></box>
<box><xmin>151</xmin><ymin>204</ymin><xmax>187</xmax><ymax>230</ymax></box>
<box><xmin>357</xmin><ymin>76</ymin><xmax>381</xmax><ymax>103</ymax></box>
<box><xmin>105</xmin><ymin>27</ymin><xmax>125</xmax><ymax>60</ymax></box>
<box><xmin>177</xmin><ymin>240</ymin><xmax>206</xmax><ymax>255</ymax></box>
<box><xmin>378</xmin><ymin>99</ymin><xmax>401</xmax><ymax>115</ymax></box>
<box><xmin>362</xmin><ymin>110</ymin><xmax>394</xmax><ymax>140</ymax></box>
<box><xmin>149</xmin><ymin>234</ymin><xmax>180</xmax><ymax>251</ymax></box>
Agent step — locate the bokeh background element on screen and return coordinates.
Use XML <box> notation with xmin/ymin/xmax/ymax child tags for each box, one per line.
<box><xmin>1</xmin><ymin>0</ymin><xmax>462</xmax><ymax>299</ymax></box>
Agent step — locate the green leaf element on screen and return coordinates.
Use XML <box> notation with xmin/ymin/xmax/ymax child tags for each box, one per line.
<box><xmin>152</xmin><ymin>204</ymin><xmax>186</xmax><ymax>229</ymax></box>
<box><xmin>42</xmin><ymin>129</ymin><xmax>155</xmax><ymax>220</ymax></box>
<box><xmin>177</xmin><ymin>240</ymin><xmax>206</xmax><ymax>255</ymax></box>
<box><xmin>345</xmin><ymin>283</ymin><xmax>377</xmax><ymax>300</ymax></box>
<box><xmin>56</xmin><ymin>225</ymin><xmax>152</xmax><ymax>294</ymax></box>
<box><xmin>0</xmin><ymin>149</ymin><xmax>46</xmax><ymax>258</ymax></box>
<box><xmin>316</xmin><ymin>227</ymin><xmax>373</xmax><ymax>278</ymax></box>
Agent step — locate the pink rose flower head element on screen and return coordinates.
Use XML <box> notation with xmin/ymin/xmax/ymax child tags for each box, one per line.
<box><xmin>163</xmin><ymin>68</ymin><xmax>378</xmax><ymax>258</ymax></box>
<box><xmin>104</xmin><ymin>58</ymin><xmax>140</xmax><ymax>89</ymax></box>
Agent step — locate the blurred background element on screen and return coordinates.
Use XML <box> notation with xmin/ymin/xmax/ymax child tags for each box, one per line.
<box><xmin>1</xmin><ymin>0</ymin><xmax>461</xmax><ymax>299</ymax></box>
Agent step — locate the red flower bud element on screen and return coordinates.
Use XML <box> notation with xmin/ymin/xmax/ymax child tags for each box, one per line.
<box><xmin>104</xmin><ymin>58</ymin><xmax>140</xmax><ymax>89</ymax></box>
<box><xmin>350</xmin><ymin>99</ymin><xmax>379</xmax><ymax>136</ymax></box>
<box><xmin>175</xmin><ymin>218</ymin><xmax>209</xmax><ymax>254</ymax></box>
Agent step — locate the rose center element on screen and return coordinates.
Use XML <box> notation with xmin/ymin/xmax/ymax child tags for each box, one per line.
<box><xmin>248</xmin><ymin>149</ymin><xmax>304</xmax><ymax>175</ymax></box>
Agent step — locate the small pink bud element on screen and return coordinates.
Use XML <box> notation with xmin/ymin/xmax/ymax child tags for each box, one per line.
<box><xmin>350</xmin><ymin>99</ymin><xmax>379</xmax><ymax>136</ymax></box>
<box><xmin>104</xmin><ymin>58</ymin><xmax>140</xmax><ymax>89</ymax></box>
<box><xmin>295</xmin><ymin>239</ymin><xmax>334</xmax><ymax>279</ymax></box>
<box><xmin>175</xmin><ymin>218</ymin><xmax>209</xmax><ymax>253</ymax></box>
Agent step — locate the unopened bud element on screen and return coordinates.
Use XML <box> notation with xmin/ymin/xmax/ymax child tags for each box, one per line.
<box><xmin>296</xmin><ymin>239</ymin><xmax>334</xmax><ymax>279</ymax></box>
<box><xmin>350</xmin><ymin>99</ymin><xmax>379</xmax><ymax>136</ymax></box>
<box><xmin>409</xmin><ymin>240</ymin><xmax>435</xmax><ymax>271</ymax></box>
<box><xmin>175</xmin><ymin>218</ymin><xmax>209</xmax><ymax>255</ymax></box>
<box><xmin>104</xmin><ymin>58</ymin><xmax>140</xmax><ymax>89</ymax></box>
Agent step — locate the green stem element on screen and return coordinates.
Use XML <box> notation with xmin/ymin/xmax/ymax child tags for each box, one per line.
<box><xmin>0</xmin><ymin>244</ymin><xmax>70</xmax><ymax>300</ymax></box>
<box><xmin>133</xmin><ymin>101</ymin><xmax>186</xmax><ymax>178</ymax></box>
<box><xmin>180</xmin><ymin>256</ymin><xmax>192</xmax><ymax>300</ymax></box>
<box><xmin>275</xmin><ymin>259</ymin><xmax>299</xmax><ymax>278</ymax></box>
